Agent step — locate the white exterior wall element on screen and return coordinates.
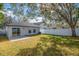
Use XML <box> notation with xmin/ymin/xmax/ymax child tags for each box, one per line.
<box><xmin>21</xmin><ymin>27</ymin><xmax>40</xmax><ymax>36</ymax></box>
<box><xmin>6</xmin><ymin>26</ymin><xmax>12</xmax><ymax>39</ymax></box>
<box><xmin>40</xmin><ymin>28</ymin><xmax>79</xmax><ymax>36</ymax></box>
<box><xmin>6</xmin><ymin>26</ymin><xmax>40</xmax><ymax>39</ymax></box>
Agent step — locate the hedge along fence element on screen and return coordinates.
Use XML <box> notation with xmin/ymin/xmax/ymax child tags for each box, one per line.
<box><xmin>40</xmin><ymin>28</ymin><xmax>79</xmax><ymax>36</ymax></box>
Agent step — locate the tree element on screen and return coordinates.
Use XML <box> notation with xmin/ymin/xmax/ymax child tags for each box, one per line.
<box><xmin>26</xmin><ymin>3</ymin><xmax>41</xmax><ymax>19</ymax></box>
<box><xmin>10</xmin><ymin>3</ymin><xmax>40</xmax><ymax>22</ymax></box>
<box><xmin>40</xmin><ymin>3</ymin><xmax>78</xmax><ymax>36</ymax></box>
<box><xmin>11</xmin><ymin>4</ymin><xmax>25</xmax><ymax>15</ymax></box>
<box><xmin>0</xmin><ymin>13</ymin><xmax>4</xmax><ymax>24</ymax></box>
<box><xmin>0</xmin><ymin>3</ymin><xmax>4</xmax><ymax>28</ymax></box>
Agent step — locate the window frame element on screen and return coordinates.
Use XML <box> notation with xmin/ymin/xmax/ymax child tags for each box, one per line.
<box><xmin>28</xmin><ymin>30</ymin><xmax>31</xmax><ymax>34</ymax></box>
<box><xmin>33</xmin><ymin>29</ymin><xmax>36</xmax><ymax>33</ymax></box>
<box><xmin>12</xmin><ymin>28</ymin><xmax>20</xmax><ymax>36</ymax></box>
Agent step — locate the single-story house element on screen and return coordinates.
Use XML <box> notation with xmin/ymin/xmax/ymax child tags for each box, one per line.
<box><xmin>6</xmin><ymin>22</ymin><xmax>40</xmax><ymax>39</ymax></box>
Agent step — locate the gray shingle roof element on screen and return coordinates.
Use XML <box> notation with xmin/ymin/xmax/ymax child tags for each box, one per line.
<box><xmin>6</xmin><ymin>22</ymin><xmax>40</xmax><ymax>28</ymax></box>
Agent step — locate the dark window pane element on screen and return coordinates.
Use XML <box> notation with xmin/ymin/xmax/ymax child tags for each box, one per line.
<box><xmin>28</xmin><ymin>30</ymin><xmax>31</xmax><ymax>33</ymax></box>
<box><xmin>12</xmin><ymin>28</ymin><xmax>20</xmax><ymax>36</ymax></box>
<box><xmin>33</xmin><ymin>29</ymin><xmax>36</xmax><ymax>33</ymax></box>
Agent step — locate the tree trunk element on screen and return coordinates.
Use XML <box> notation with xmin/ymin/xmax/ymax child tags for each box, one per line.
<box><xmin>71</xmin><ymin>27</ymin><xmax>76</xmax><ymax>37</ymax></box>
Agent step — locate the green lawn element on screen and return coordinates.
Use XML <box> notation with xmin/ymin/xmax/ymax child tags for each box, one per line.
<box><xmin>0</xmin><ymin>34</ymin><xmax>79</xmax><ymax>56</ymax></box>
<box><xmin>0</xmin><ymin>36</ymin><xmax>8</xmax><ymax>42</ymax></box>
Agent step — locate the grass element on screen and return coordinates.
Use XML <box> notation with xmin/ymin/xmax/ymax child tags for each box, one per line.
<box><xmin>0</xmin><ymin>35</ymin><xmax>40</xmax><ymax>56</ymax></box>
<box><xmin>0</xmin><ymin>35</ymin><xmax>8</xmax><ymax>42</ymax></box>
<box><xmin>0</xmin><ymin>34</ymin><xmax>79</xmax><ymax>56</ymax></box>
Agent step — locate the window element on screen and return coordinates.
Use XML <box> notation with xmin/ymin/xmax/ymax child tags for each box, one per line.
<box><xmin>12</xmin><ymin>28</ymin><xmax>20</xmax><ymax>36</ymax></box>
<box><xmin>28</xmin><ymin>30</ymin><xmax>31</xmax><ymax>33</ymax></box>
<box><xmin>33</xmin><ymin>29</ymin><xmax>36</xmax><ymax>33</ymax></box>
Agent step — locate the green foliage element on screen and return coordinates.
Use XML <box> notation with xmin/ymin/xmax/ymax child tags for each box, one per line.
<box><xmin>0</xmin><ymin>3</ymin><xmax>3</xmax><ymax>10</ymax></box>
<box><xmin>0</xmin><ymin>13</ymin><xmax>4</xmax><ymax>25</ymax></box>
<box><xmin>27</xmin><ymin>3</ymin><xmax>37</xmax><ymax>10</ymax></box>
<box><xmin>10</xmin><ymin>3</ymin><xmax>40</xmax><ymax>19</ymax></box>
<box><xmin>77</xmin><ymin>8</ymin><xmax>79</xmax><ymax>18</ymax></box>
<box><xmin>0</xmin><ymin>13</ymin><xmax>4</xmax><ymax>19</ymax></box>
<box><xmin>27</xmin><ymin>3</ymin><xmax>40</xmax><ymax>18</ymax></box>
<box><xmin>0</xmin><ymin>4</ymin><xmax>4</xmax><ymax>28</ymax></box>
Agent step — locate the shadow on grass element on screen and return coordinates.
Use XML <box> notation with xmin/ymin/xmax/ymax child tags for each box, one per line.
<box><xmin>0</xmin><ymin>35</ymin><xmax>9</xmax><ymax>42</ymax></box>
<box><xmin>16</xmin><ymin>43</ymin><xmax>63</xmax><ymax>56</ymax></box>
<box><xmin>16</xmin><ymin>35</ymin><xmax>79</xmax><ymax>56</ymax></box>
<box><xmin>60</xmin><ymin>36</ymin><xmax>79</xmax><ymax>48</ymax></box>
<box><xmin>26</xmin><ymin>34</ymin><xmax>41</xmax><ymax>37</ymax></box>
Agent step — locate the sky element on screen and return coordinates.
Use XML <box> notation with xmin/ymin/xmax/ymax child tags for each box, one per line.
<box><xmin>4</xmin><ymin>3</ymin><xmax>11</xmax><ymax>10</ymax></box>
<box><xmin>3</xmin><ymin>3</ymin><xmax>32</xmax><ymax>15</ymax></box>
<box><xmin>3</xmin><ymin>3</ymin><xmax>43</xmax><ymax>23</ymax></box>
<box><xmin>4</xmin><ymin>3</ymin><xmax>79</xmax><ymax>23</ymax></box>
